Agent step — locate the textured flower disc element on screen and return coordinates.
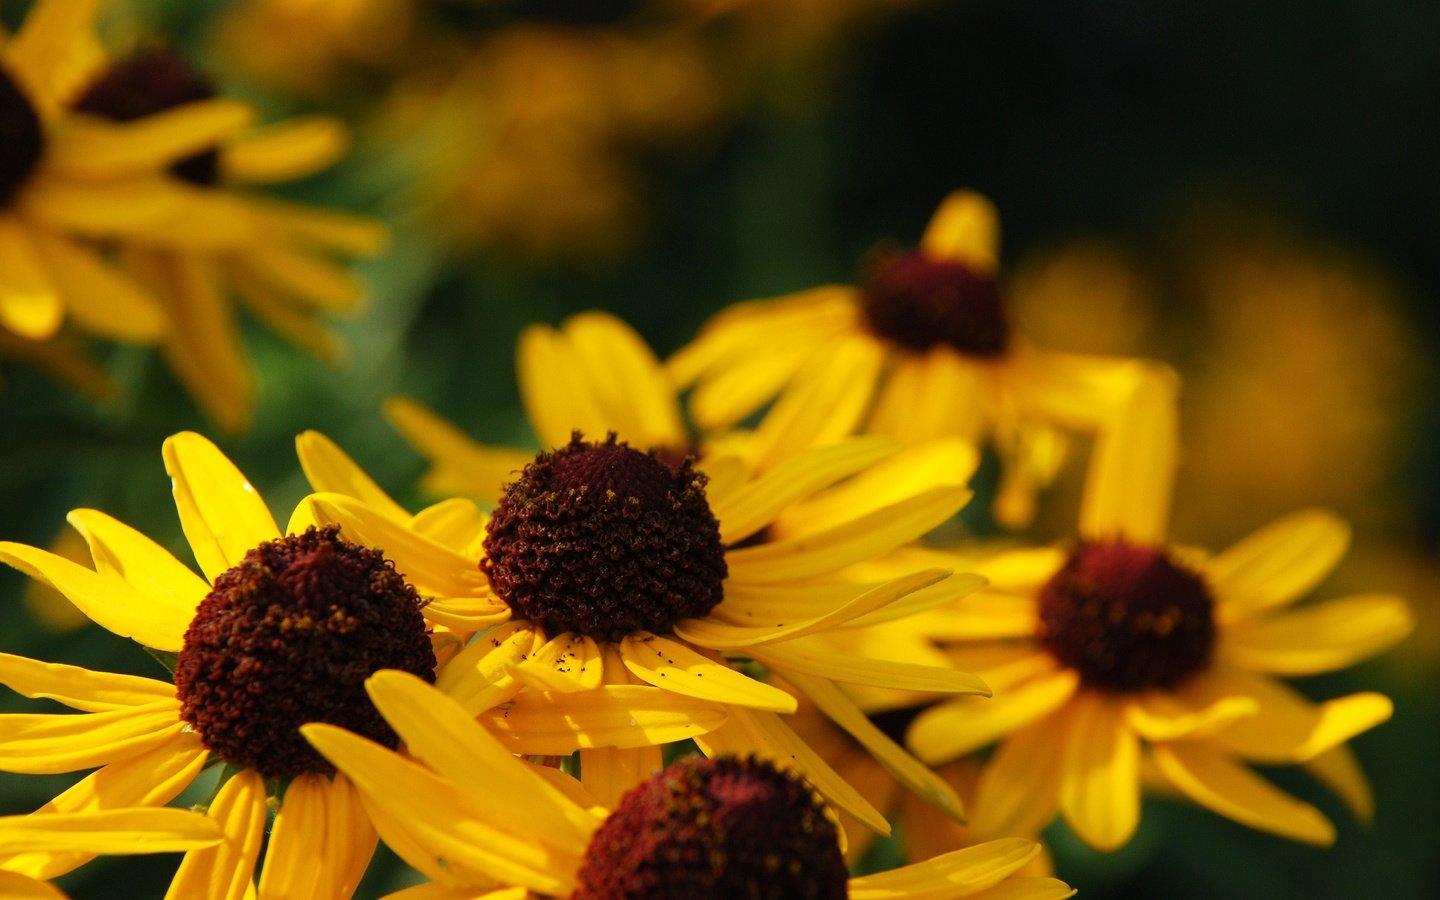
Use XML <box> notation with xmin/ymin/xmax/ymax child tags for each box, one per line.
<box><xmin>0</xmin><ymin>67</ymin><xmax>44</xmax><ymax>207</ymax></box>
<box><xmin>575</xmin><ymin>755</ymin><xmax>848</xmax><ymax>900</ymax></box>
<box><xmin>74</xmin><ymin>49</ymin><xmax>220</xmax><ymax>186</ymax></box>
<box><xmin>1038</xmin><ymin>540</ymin><xmax>1216</xmax><ymax>692</ymax></box>
<box><xmin>860</xmin><ymin>247</ymin><xmax>1010</xmax><ymax>356</ymax></box>
<box><xmin>173</xmin><ymin>526</ymin><xmax>436</xmax><ymax>779</ymax></box>
<box><xmin>483</xmin><ymin>432</ymin><xmax>727</xmax><ymax>642</ymax></box>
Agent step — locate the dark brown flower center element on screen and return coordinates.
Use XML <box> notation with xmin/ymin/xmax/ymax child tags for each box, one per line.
<box><xmin>860</xmin><ymin>248</ymin><xmax>1009</xmax><ymax>356</ymax></box>
<box><xmin>173</xmin><ymin>526</ymin><xmax>436</xmax><ymax>779</ymax></box>
<box><xmin>482</xmin><ymin>433</ymin><xmax>726</xmax><ymax>642</ymax></box>
<box><xmin>0</xmin><ymin>67</ymin><xmax>44</xmax><ymax>208</ymax></box>
<box><xmin>575</xmin><ymin>755</ymin><xmax>848</xmax><ymax>900</ymax></box>
<box><xmin>1038</xmin><ymin>540</ymin><xmax>1216</xmax><ymax>693</ymax></box>
<box><xmin>73</xmin><ymin>49</ymin><xmax>220</xmax><ymax>186</ymax></box>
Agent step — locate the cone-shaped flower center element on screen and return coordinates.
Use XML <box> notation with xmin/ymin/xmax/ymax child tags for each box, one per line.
<box><xmin>74</xmin><ymin>49</ymin><xmax>220</xmax><ymax>186</ymax></box>
<box><xmin>174</xmin><ymin>526</ymin><xmax>436</xmax><ymax>779</ymax></box>
<box><xmin>482</xmin><ymin>433</ymin><xmax>727</xmax><ymax>642</ymax></box>
<box><xmin>0</xmin><ymin>67</ymin><xmax>44</xmax><ymax>208</ymax></box>
<box><xmin>860</xmin><ymin>248</ymin><xmax>1009</xmax><ymax>356</ymax></box>
<box><xmin>1038</xmin><ymin>540</ymin><xmax>1216</xmax><ymax>692</ymax></box>
<box><xmin>575</xmin><ymin>755</ymin><xmax>848</xmax><ymax>900</ymax></box>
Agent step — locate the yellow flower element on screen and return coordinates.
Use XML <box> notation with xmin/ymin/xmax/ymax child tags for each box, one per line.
<box><xmin>0</xmin><ymin>807</ymin><xmax>223</xmax><ymax>898</ymax></box>
<box><xmin>0</xmin><ymin>432</ymin><xmax>450</xmax><ymax>896</ymax></box>
<box><xmin>903</xmin><ymin>396</ymin><xmax>1415</xmax><ymax>850</ymax></box>
<box><xmin>305</xmin><ymin>670</ymin><xmax>1075</xmax><ymax>900</ymax></box>
<box><xmin>0</xmin><ymin>0</ymin><xmax>252</xmax><ymax>345</ymax></box>
<box><xmin>72</xmin><ymin>47</ymin><xmax>386</xmax><ymax>432</ymax></box>
<box><xmin>668</xmin><ymin>190</ymin><xmax>1168</xmax><ymax>526</ymax></box>
<box><xmin>304</xmin><ymin>420</ymin><xmax>991</xmax><ymax>833</ymax></box>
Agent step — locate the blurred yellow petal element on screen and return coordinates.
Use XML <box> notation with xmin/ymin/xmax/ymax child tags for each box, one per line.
<box><xmin>0</xmin><ymin>807</ymin><xmax>221</xmax><ymax>855</ymax></box>
<box><xmin>51</xmin><ymin>100</ymin><xmax>254</xmax><ymax>178</ymax></box>
<box><xmin>236</xmin><ymin>247</ymin><xmax>363</xmax><ymax>311</ymax></box>
<box><xmin>232</xmin><ymin>265</ymin><xmax>343</xmax><ymax>363</ymax></box>
<box><xmin>849</xmin><ymin>838</ymin><xmax>1041</xmax><ymax>899</ymax></box>
<box><xmin>481</xmin><ymin>685</ymin><xmax>728</xmax><ymax>754</ymax></box>
<box><xmin>1152</xmin><ymin>742</ymin><xmax>1335</xmax><ymax>845</ymax></box>
<box><xmin>0</xmin><ymin>653</ymin><xmax>175</xmax><ymax>713</ymax></box>
<box><xmin>165</xmin><ymin>769</ymin><xmax>268</xmax><ymax>900</ymax></box>
<box><xmin>222</xmin><ymin>117</ymin><xmax>348</xmax><ymax>184</ymax></box>
<box><xmin>560</xmin><ymin>312</ymin><xmax>686</xmax><ymax>449</ymax></box>
<box><xmin>1305</xmin><ymin>744</ymin><xmax>1374</xmax><ymax>824</ymax></box>
<box><xmin>580</xmin><ymin>744</ymin><xmax>663</xmax><ymax>811</ymax></box>
<box><xmin>244</xmin><ymin>197</ymin><xmax>386</xmax><ymax>256</ymax></box>
<box><xmin>900</xmin><ymin>591</ymin><xmax>1037</xmax><ymax>641</ymax></box>
<box><xmin>26</xmin><ymin>231</ymin><xmax>165</xmax><ymax>342</ymax></box>
<box><xmin>384</xmin><ymin>396</ymin><xmax>532</xmax><ymax>502</ymax></box>
<box><xmin>749</xmin><ymin>640</ymin><xmax>989</xmax><ymax>695</ymax></box>
<box><xmin>515</xmin><ymin>633</ymin><xmax>605</xmax><ymax>694</ymax></box>
<box><xmin>619</xmin><ymin>633</ymin><xmax>796</xmax><ymax>712</ymax></box>
<box><xmin>919</xmin><ymin>190</ymin><xmax>1000</xmax><ymax>274</ymax></box>
<box><xmin>4</xmin><ymin>0</ymin><xmax>102</xmax><ymax>111</ymax></box>
<box><xmin>1124</xmin><ymin>690</ymin><xmax>1258</xmax><ymax>742</ymax></box>
<box><xmin>1193</xmin><ymin>669</ymin><xmax>1393</xmax><ymax>763</ymax></box>
<box><xmin>1221</xmin><ymin>593</ymin><xmax>1413</xmax><ymax>674</ymax></box>
<box><xmin>909</xmin><ymin>667</ymin><xmax>1079</xmax><ymax>764</ymax></box>
<box><xmin>747</xmin><ymin>334</ymin><xmax>884</xmax><ymax>470</ymax></box>
<box><xmin>163</xmin><ymin>431</ymin><xmax>279</xmax><ymax>581</ymax></box>
<box><xmin>1057</xmin><ymin>692</ymin><xmax>1139</xmax><ymax>851</ymax></box>
<box><xmin>1079</xmin><ymin>365</ymin><xmax>1178</xmax><ymax>545</ymax></box>
<box><xmin>688</xmin><ymin>340</ymin><xmax>815</xmax><ymax>431</ymax></box>
<box><xmin>971</xmin><ymin>721</ymin><xmax>1064</xmax><ymax>840</ymax></box>
<box><xmin>0</xmin><ymin>216</ymin><xmax>62</xmax><ymax>340</ymax></box>
<box><xmin>1206</xmin><ymin>509</ymin><xmax>1350</xmax><ymax>620</ymax></box>
<box><xmin>0</xmin><ymin>704</ymin><xmax>184</xmax><ymax>774</ymax></box>
<box><xmin>963</xmin><ymin>878</ymin><xmax>1076</xmax><ymax>900</ymax></box>
<box><xmin>869</xmin><ymin>350</ymin><xmax>986</xmax><ymax>444</ymax></box>
<box><xmin>296</xmin><ymin>430</ymin><xmax>409</xmax><ymax>522</ymax></box>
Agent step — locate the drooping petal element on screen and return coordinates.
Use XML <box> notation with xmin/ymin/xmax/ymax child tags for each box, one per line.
<box><xmin>749</xmin><ymin>640</ymin><xmax>990</xmax><ymax>695</ymax></box>
<box><xmin>1305</xmin><ymin>744</ymin><xmax>1374</xmax><ymax>825</ymax></box>
<box><xmin>0</xmin><ymin>704</ymin><xmax>185</xmax><ymax>774</ymax></box>
<box><xmin>1219</xmin><ymin>593</ymin><xmax>1413</xmax><ymax>675</ymax></box>
<box><xmin>1057</xmin><ymin>692</ymin><xmax>1140</xmax><ymax>851</ymax></box>
<box><xmin>480</xmin><ymin>685</ymin><xmax>728</xmax><ymax>754</ymax></box>
<box><xmin>163</xmin><ymin>431</ymin><xmax>279</xmax><ymax>581</ymax></box>
<box><xmin>1152</xmin><ymin>742</ymin><xmax>1335</xmax><ymax>845</ymax></box>
<box><xmin>970</xmin><ymin>720</ymin><xmax>1065</xmax><ymax>841</ymax></box>
<box><xmin>164</xmin><ymin>769</ymin><xmax>268</xmax><ymax>900</ymax></box>
<box><xmin>1078</xmin><ymin>364</ymin><xmax>1178</xmax><ymax>545</ymax></box>
<box><xmin>908</xmin><ymin>667</ymin><xmax>1079</xmax><ymax>764</ymax></box>
<box><xmin>296</xmin><ymin>430</ymin><xmax>409</xmax><ymax>522</ymax></box>
<box><xmin>619</xmin><ymin>633</ymin><xmax>796</xmax><ymax>712</ymax></box>
<box><xmin>1205</xmin><ymin>509</ymin><xmax>1350</xmax><ymax>620</ymax></box>
<box><xmin>849</xmin><ymin>839</ymin><xmax>1042</xmax><ymax>899</ymax></box>
<box><xmin>0</xmin><ymin>653</ymin><xmax>176</xmax><ymax>713</ymax></box>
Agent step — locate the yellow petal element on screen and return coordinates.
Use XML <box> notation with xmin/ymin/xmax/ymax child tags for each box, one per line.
<box><xmin>1152</xmin><ymin>742</ymin><xmax>1335</xmax><ymax>845</ymax></box>
<box><xmin>1057</xmin><ymin>692</ymin><xmax>1140</xmax><ymax>851</ymax></box>
<box><xmin>0</xmin><ymin>216</ymin><xmax>62</xmax><ymax>340</ymax></box>
<box><xmin>1305</xmin><ymin>744</ymin><xmax>1374</xmax><ymax>825</ymax></box>
<box><xmin>725</xmin><ymin>486</ymin><xmax>970</xmax><ymax>582</ymax></box>
<box><xmin>383</xmin><ymin>396</ymin><xmax>532</xmax><ymax>502</ymax></box>
<box><xmin>787</xmin><ymin>670</ymin><xmax>965</xmax><ymax>822</ymax></box>
<box><xmin>163</xmin><ymin>431</ymin><xmax>279</xmax><ymax>581</ymax></box>
<box><xmin>244</xmin><ymin>196</ymin><xmax>386</xmax><ymax>256</ymax></box>
<box><xmin>918</xmin><ymin>190</ymin><xmax>1000</xmax><ymax>273</ymax></box>
<box><xmin>1124</xmin><ymin>690</ymin><xmax>1258</xmax><ymax>742</ymax></box>
<box><xmin>1205</xmin><ymin>509</ymin><xmax>1350</xmax><ymax>620</ymax></box>
<box><xmin>0</xmin><ymin>871</ymin><xmax>61</xmax><ymax>899</ymax></box>
<box><xmin>961</xmin><ymin>878</ymin><xmax>1076</xmax><ymax>900</ymax></box>
<box><xmin>517</xmin><ymin>322</ymin><xmax>615</xmax><ymax>449</ymax></box>
<box><xmin>619</xmin><ymin>633</ymin><xmax>796</xmax><ymax>712</ymax></box>
<box><xmin>1078</xmin><ymin>365</ymin><xmax>1178</xmax><ymax>545</ymax></box>
<box><xmin>1193</xmin><ymin>669</ymin><xmax>1393</xmax><ymax>763</ymax></box>
<box><xmin>869</xmin><ymin>350</ymin><xmax>986</xmax><ymax>445</ymax></box>
<box><xmin>4</xmin><ymin>0</ymin><xmax>102</xmax><ymax>112</ymax></box>
<box><xmin>0</xmin><ymin>808</ymin><xmax>221</xmax><ymax>855</ymax></box>
<box><xmin>0</xmin><ymin>541</ymin><xmax>191</xmax><ymax>651</ymax></box>
<box><xmin>221</xmin><ymin>117</ymin><xmax>348</xmax><ymax>184</ymax></box>
<box><xmin>164</xmin><ymin>769</ymin><xmax>268</xmax><ymax>900</ymax></box>
<box><xmin>66</xmin><ymin>507</ymin><xmax>208</xmax><ymax>623</ymax></box>
<box><xmin>849</xmin><ymin>839</ymin><xmax>1042</xmax><ymax>899</ymax></box>
<box><xmin>320</xmin><ymin>775</ymin><xmax>380</xmax><ymax>899</ymax></box>
<box><xmin>748</xmin><ymin>641</ymin><xmax>990</xmax><ymax>695</ymax></box>
<box><xmin>417</xmin><ymin>596</ymin><xmax>512</xmax><ymax>633</ymax></box>
<box><xmin>515</xmin><ymin>633</ymin><xmax>605</xmax><ymax>694</ymax></box>
<box><xmin>296</xmin><ymin>430</ymin><xmax>409</xmax><ymax>522</ymax></box>
<box><xmin>25</xmin><ymin>232</ymin><xmax>165</xmax><ymax>342</ymax></box>
<box><xmin>408</xmin><ymin>499</ymin><xmax>488</xmax><ymax>552</ymax></box>
<box><xmin>559</xmin><ymin>312</ymin><xmax>686</xmax><ymax>449</ymax></box>
<box><xmin>480</xmin><ymin>685</ymin><xmax>728</xmax><ymax>754</ymax></box>
<box><xmin>0</xmin><ymin>704</ymin><xmax>184</xmax><ymax>774</ymax></box>
<box><xmin>434</xmin><ymin>621</ymin><xmax>536</xmax><ymax>715</ymax></box>
<box><xmin>1220</xmin><ymin>593</ymin><xmax>1412</xmax><ymax>674</ymax></box>
<box><xmin>579</xmin><ymin>745</ymin><xmax>663</xmax><ymax>811</ymax></box>
<box><xmin>687</xmin><ymin>340</ymin><xmax>815</xmax><ymax>431</ymax></box>
<box><xmin>971</xmin><ymin>722</ymin><xmax>1064</xmax><ymax>840</ymax></box>
<box><xmin>51</xmin><ymin>100</ymin><xmax>254</xmax><ymax>178</ymax></box>
<box><xmin>235</xmin><ymin>247</ymin><xmax>363</xmax><ymax>312</ymax></box>
<box><xmin>746</xmin><ymin>334</ymin><xmax>885</xmax><ymax>470</ymax></box>
<box><xmin>0</xmin><ymin>653</ymin><xmax>175</xmax><ymax>713</ymax></box>
<box><xmin>230</xmin><ymin>264</ymin><xmax>344</xmax><ymax>363</ymax></box>
<box><xmin>257</xmin><ymin>774</ymin><xmax>329</xmax><ymax>900</ymax></box>
<box><xmin>908</xmin><ymin>667</ymin><xmax>1079</xmax><ymax>764</ymax></box>
<box><xmin>900</xmin><ymin>591</ymin><xmax>1038</xmax><ymax>641</ymax></box>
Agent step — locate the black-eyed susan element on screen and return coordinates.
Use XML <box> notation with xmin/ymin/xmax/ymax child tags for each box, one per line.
<box><xmin>0</xmin><ymin>432</ymin><xmax>451</xmax><ymax>896</ymax></box>
<box><xmin>304</xmin><ymin>426</ymin><xmax>991</xmax><ymax>833</ymax></box>
<box><xmin>904</xmin><ymin>384</ymin><xmax>1415</xmax><ymax>850</ymax></box>
<box><xmin>0</xmin><ymin>0</ymin><xmax>253</xmax><ymax>346</ymax></box>
<box><xmin>0</xmin><ymin>807</ymin><xmax>223</xmax><ymax>898</ymax></box>
<box><xmin>668</xmin><ymin>190</ymin><xmax>1170</xmax><ymax>525</ymax></box>
<box><xmin>71</xmin><ymin>47</ymin><xmax>386</xmax><ymax>432</ymax></box>
<box><xmin>305</xmin><ymin>670</ymin><xmax>1075</xmax><ymax>900</ymax></box>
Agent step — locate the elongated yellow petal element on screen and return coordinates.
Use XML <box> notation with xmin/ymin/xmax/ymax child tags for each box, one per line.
<box><xmin>165</xmin><ymin>770</ymin><xmax>268</xmax><ymax>900</ymax></box>
<box><xmin>222</xmin><ymin>117</ymin><xmax>348</xmax><ymax>184</ymax></box>
<box><xmin>0</xmin><ymin>704</ymin><xmax>184</xmax><ymax>774</ymax></box>
<box><xmin>580</xmin><ymin>745</ymin><xmax>663</xmax><ymax>811</ymax></box>
<box><xmin>919</xmin><ymin>190</ymin><xmax>1000</xmax><ymax>273</ymax></box>
<box><xmin>789</xmin><ymin>670</ymin><xmax>965</xmax><ymax>821</ymax></box>
<box><xmin>1152</xmin><ymin>742</ymin><xmax>1335</xmax><ymax>845</ymax></box>
<box><xmin>163</xmin><ymin>431</ymin><xmax>279</xmax><ymax>581</ymax></box>
<box><xmin>747</xmin><ymin>334</ymin><xmax>885</xmax><ymax>470</ymax></box>
<box><xmin>409</xmin><ymin>499</ymin><xmax>488</xmax><ymax>552</ymax></box>
<box><xmin>237</xmin><ymin>247</ymin><xmax>364</xmax><ymax>311</ymax></box>
<box><xmin>1078</xmin><ymin>364</ymin><xmax>1178</xmax><ymax>545</ymax></box>
<box><xmin>897</xmin><ymin>591</ymin><xmax>1037</xmax><ymax>641</ymax></box>
<box><xmin>257</xmin><ymin>774</ymin><xmax>329</xmax><ymax>900</ymax></box>
<box><xmin>1305</xmin><ymin>744</ymin><xmax>1374</xmax><ymax>824</ymax></box>
<box><xmin>1057</xmin><ymin>692</ymin><xmax>1139</xmax><ymax>851</ymax></box>
<box><xmin>0</xmin><ymin>653</ymin><xmax>175</xmax><ymax>713</ymax></box>
<box><xmin>434</xmin><ymin>622</ymin><xmax>536</xmax><ymax>715</ymax></box>
<box><xmin>711</xmin><ymin>436</ymin><xmax>898</xmax><ymax>544</ymax></box>
<box><xmin>518</xmin><ymin>323</ymin><xmax>615</xmax><ymax>449</ymax></box>
<box><xmin>726</xmin><ymin>486</ymin><xmax>969</xmax><ymax>582</ymax></box>
<box><xmin>0</xmin><ymin>542</ymin><xmax>190</xmax><ymax>651</ymax></box>
<box><xmin>1206</xmin><ymin>509</ymin><xmax>1350</xmax><ymax>620</ymax></box>
<box><xmin>230</xmin><ymin>263</ymin><xmax>343</xmax><ymax>363</ymax></box>
<box><xmin>849</xmin><ymin>839</ymin><xmax>1040</xmax><ymax>899</ymax></box>
<box><xmin>0</xmin><ymin>216</ymin><xmax>62</xmax><ymax>340</ymax></box>
<box><xmin>383</xmin><ymin>396</ymin><xmax>532</xmax><ymax>502</ymax></box>
<box><xmin>971</xmin><ymin>721</ymin><xmax>1064</xmax><ymax>840</ymax></box>
<box><xmin>515</xmin><ymin>633</ymin><xmax>605</xmax><ymax>693</ymax></box>
<box><xmin>0</xmin><ymin>808</ymin><xmax>220</xmax><ymax>855</ymax></box>
<box><xmin>908</xmin><ymin>668</ymin><xmax>1079</xmax><ymax>764</ymax></box>
<box><xmin>244</xmin><ymin>196</ymin><xmax>385</xmax><ymax>256</ymax></box>
<box><xmin>561</xmin><ymin>312</ymin><xmax>686</xmax><ymax>449</ymax></box>
<box><xmin>322</xmin><ymin>775</ymin><xmax>380</xmax><ymax>899</ymax></box>
<box><xmin>67</xmin><ymin>507</ymin><xmax>208</xmax><ymax>620</ymax></box>
<box><xmin>1124</xmin><ymin>690</ymin><xmax>1258</xmax><ymax>742</ymax></box>
<box><xmin>1220</xmin><ymin>593</ymin><xmax>1413</xmax><ymax>675</ymax></box>
<box><xmin>296</xmin><ymin>431</ymin><xmax>409</xmax><ymax>522</ymax></box>
<box><xmin>4</xmin><ymin>0</ymin><xmax>102</xmax><ymax>112</ymax></box>
<box><xmin>619</xmin><ymin>633</ymin><xmax>796</xmax><ymax>712</ymax></box>
<box><xmin>688</xmin><ymin>339</ymin><xmax>814</xmax><ymax>431</ymax></box>
<box><xmin>51</xmin><ymin>100</ymin><xmax>254</xmax><ymax>178</ymax></box>
<box><xmin>25</xmin><ymin>231</ymin><xmax>165</xmax><ymax>342</ymax></box>
<box><xmin>678</xmin><ymin>568</ymin><xmax>952</xmax><ymax>650</ymax></box>
<box><xmin>302</xmin><ymin>724</ymin><xmax>579</xmax><ymax>895</ymax></box>
<box><xmin>749</xmin><ymin>641</ymin><xmax>989</xmax><ymax>695</ymax></box>
<box><xmin>869</xmin><ymin>351</ymin><xmax>986</xmax><ymax>445</ymax></box>
<box><xmin>419</xmin><ymin>596</ymin><xmax>512</xmax><ymax>632</ymax></box>
<box><xmin>481</xmin><ymin>685</ymin><xmax>728</xmax><ymax>754</ymax></box>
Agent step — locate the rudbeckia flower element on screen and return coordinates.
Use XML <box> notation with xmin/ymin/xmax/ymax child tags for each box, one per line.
<box><xmin>667</xmin><ymin>190</ymin><xmax>1168</xmax><ymax>525</ymax></box>
<box><xmin>305</xmin><ymin>670</ymin><xmax>1075</xmax><ymax>900</ymax></box>
<box><xmin>0</xmin><ymin>807</ymin><xmax>223</xmax><ymax>898</ymax></box>
<box><xmin>903</xmin><ymin>387</ymin><xmax>1415</xmax><ymax>850</ymax></box>
<box><xmin>0</xmin><ymin>433</ymin><xmax>456</xmax><ymax>896</ymax></box>
<box><xmin>304</xmin><ymin>425</ymin><xmax>990</xmax><ymax>833</ymax></box>
<box><xmin>0</xmin><ymin>0</ymin><xmax>251</xmax><ymax>345</ymax></box>
<box><xmin>71</xmin><ymin>47</ymin><xmax>386</xmax><ymax>432</ymax></box>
